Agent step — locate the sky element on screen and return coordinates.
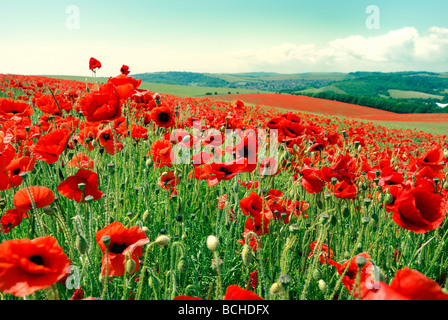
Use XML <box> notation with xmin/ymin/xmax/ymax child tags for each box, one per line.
<box><xmin>1</xmin><ymin>0</ymin><xmax>448</xmax><ymax>77</ymax></box>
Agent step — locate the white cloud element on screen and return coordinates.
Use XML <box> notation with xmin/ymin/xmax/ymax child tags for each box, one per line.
<box><xmin>224</xmin><ymin>27</ymin><xmax>448</xmax><ymax>73</ymax></box>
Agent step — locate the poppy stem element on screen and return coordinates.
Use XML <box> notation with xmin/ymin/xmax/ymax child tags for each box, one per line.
<box><xmin>135</xmin><ymin>241</ymin><xmax>156</xmax><ymax>300</ymax></box>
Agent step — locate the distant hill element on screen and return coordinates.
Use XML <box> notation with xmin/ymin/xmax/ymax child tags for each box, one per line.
<box><xmin>129</xmin><ymin>70</ymin><xmax>448</xmax><ymax>113</ymax></box>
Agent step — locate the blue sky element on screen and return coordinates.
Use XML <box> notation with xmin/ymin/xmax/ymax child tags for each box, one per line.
<box><xmin>1</xmin><ymin>0</ymin><xmax>448</xmax><ymax>76</ymax></box>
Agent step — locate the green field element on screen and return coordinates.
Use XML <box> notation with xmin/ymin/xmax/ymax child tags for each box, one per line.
<box><xmin>44</xmin><ymin>75</ymin><xmax>270</xmax><ymax>97</ymax></box>
<box><xmin>388</xmin><ymin>89</ymin><xmax>444</xmax><ymax>100</ymax></box>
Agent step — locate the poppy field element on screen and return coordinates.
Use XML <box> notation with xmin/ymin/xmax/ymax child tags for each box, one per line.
<box><xmin>0</xmin><ymin>59</ymin><xmax>448</xmax><ymax>301</ymax></box>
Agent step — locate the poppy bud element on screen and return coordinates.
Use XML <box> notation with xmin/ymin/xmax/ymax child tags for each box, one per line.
<box><xmin>125</xmin><ymin>256</ymin><xmax>136</xmax><ymax>274</ymax></box>
<box><xmin>0</xmin><ymin>198</ymin><xmax>6</xmax><ymax>209</ymax></box>
<box><xmin>443</xmin><ymin>149</ymin><xmax>448</xmax><ymax>160</ymax></box>
<box><xmin>289</xmin><ymin>224</ymin><xmax>300</xmax><ymax>234</ymax></box>
<box><xmin>142</xmin><ymin>226</ymin><xmax>150</xmax><ymax>236</ymax></box>
<box><xmin>76</xmin><ymin>234</ymin><xmax>88</xmax><ymax>255</ymax></box>
<box><xmin>177</xmin><ymin>257</ymin><xmax>188</xmax><ymax>274</ymax></box>
<box><xmin>443</xmin><ymin>181</ymin><xmax>448</xmax><ymax>191</ymax></box>
<box><xmin>384</xmin><ymin>192</ymin><xmax>394</xmax><ymax>204</ymax></box>
<box><xmin>312</xmin><ymin>269</ymin><xmax>322</xmax><ymax>281</ymax></box>
<box><xmin>242</xmin><ymin>244</ymin><xmax>253</xmax><ymax>266</ymax></box>
<box><xmin>155</xmin><ymin>235</ymin><xmax>170</xmax><ymax>247</ymax></box>
<box><xmin>319</xmin><ymin>213</ymin><xmax>330</xmax><ymax>224</ymax></box>
<box><xmin>318</xmin><ymin>279</ymin><xmax>327</xmax><ymax>293</ymax></box>
<box><xmin>143</xmin><ymin>210</ymin><xmax>150</xmax><ymax>223</ymax></box>
<box><xmin>43</xmin><ymin>205</ymin><xmax>54</xmax><ymax>216</ymax></box>
<box><xmin>207</xmin><ymin>235</ymin><xmax>219</xmax><ymax>252</ymax></box>
<box><xmin>149</xmin><ymin>274</ymin><xmax>161</xmax><ymax>291</ymax></box>
<box><xmin>270</xmin><ymin>282</ymin><xmax>282</xmax><ymax>295</ymax></box>
<box><xmin>342</xmin><ymin>206</ymin><xmax>350</xmax><ymax>218</ymax></box>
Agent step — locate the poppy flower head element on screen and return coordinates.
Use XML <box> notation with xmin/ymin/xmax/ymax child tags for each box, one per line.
<box><xmin>224</xmin><ymin>285</ymin><xmax>264</xmax><ymax>300</ymax></box>
<box><xmin>120</xmin><ymin>65</ymin><xmax>130</xmax><ymax>76</ymax></box>
<box><xmin>13</xmin><ymin>186</ymin><xmax>55</xmax><ymax>212</ymax></box>
<box><xmin>89</xmin><ymin>57</ymin><xmax>102</xmax><ymax>72</ymax></box>
<box><xmin>150</xmin><ymin>106</ymin><xmax>176</xmax><ymax>128</ymax></box>
<box><xmin>32</xmin><ymin>128</ymin><xmax>72</xmax><ymax>164</ymax></box>
<box><xmin>392</xmin><ymin>186</ymin><xmax>446</xmax><ymax>233</ymax></box>
<box><xmin>57</xmin><ymin>169</ymin><xmax>104</xmax><ymax>203</ymax></box>
<box><xmin>0</xmin><ymin>236</ymin><xmax>70</xmax><ymax>297</ymax></box>
<box><xmin>95</xmin><ymin>221</ymin><xmax>149</xmax><ymax>277</ymax></box>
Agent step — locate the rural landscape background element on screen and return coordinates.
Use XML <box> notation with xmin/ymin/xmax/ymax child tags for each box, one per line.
<box><xmin>0</xmin><ymin>0</ymin><xmax>447</xmax><ymax>308</ymax></box>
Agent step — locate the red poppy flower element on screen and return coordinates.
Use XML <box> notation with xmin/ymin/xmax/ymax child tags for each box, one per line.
<box><xmin>66</xmin><ymin>152</ymin><xmax>94</xmax><ymax>169</ymax></box>
<box><xmin>362</xmin><ymin>267</ymin><xmax>448</xmax><ymax>300</ymax></box>
<box><xmin>32</xmin><ymin>128</ymin><xmax>72</xmax><ymax>164</ymax></box>
<box><xmin>0</xmin><ymin>208</ymin><xmax>24</xmax><ymax>233</ymax></box>
<box><xmin>120</xmin><ymin>65</ymin><xmax>130</xmax><ymax>76</ymax></box>
<box><xmin>13</xmin><ymin>186</ymin><xmax>55</xmax><ymax>212</ymax></box>
<box><xmin>79</xmin><ymin>83</ymin><xmax>122</xmax><ymax>123</ymax></box>
<box><xmin>150</xmin><ymin>106</ymin><xmax>176</xmax><ymax>128</ymax></box>
<box><xmin>391</xmin><ymin>186</ymin><xmax>446</xmax><ymax>233</ymax></box>
<box><xmin>259</xmin><ymin>157</ymin><xmax>278</xmax><ymax>176</ymax></box>
<box><xmin>173</xmin><ymin>295</ymin><xmax>202</xmax><ymax>300</ymax></box>
<box><xmin>333</xmin><ymin>180</ymin><xmax>358</xmax><ymax>199</ymax></box>
<box><xmin>0</xmin><ymin>156</ymin><xmax>35</xmax><ymax>190</ymax></box>
<box><xmin>0</xmin><ymin>131</ymin><xmax>16</xmax><ymax>171</ymax></box>
<box><xmin>308</xmin><ymin>241</ymin><xmax>333</xmax><ymax>264</ymax></box>
<box><xmin>0</xmin><ymin>97</ymin><xmax>33</xmax><ymax>121</ymax></box>
<box><xmin>240</xmin><ymin>192</ymin><xmax>263</xmax><ymax>217</ymax></box>
<box><xmin>149</xmin><ymin>139</ymin><xmax>173</xmax><ymax>168</ymax></box>
<box><xmin>95</xmin><ymin>221</ymin><xmax>149</xmax><ymax>277</ymax></box>
<box><xmin>98</xmin><ymin>127</ymin><xmax>123</xmax><ymax>155</ymax></box>
<box><xmin>224</xmin><ymin>285</ymin><xmax>264</xmax><ymax>300</ymax></box>
<box><xmin>328</xmin><ymin>252</ymin><xmax>375</xmax><ymax>294</ymax></box>
<box><xmin>300</xmin><ymin>165</ymin><xmax>324</xmax><ymax>194</ymax></box>
<box><xmin>0</xmin><ymin>236</ymin><xmax>70</xmax><ymax>297</ymax></box>
<box><xmin>158</xmin><ymin>171</ymin><xmax>180</xmax><ymax>192</ymax></box>
<box><xmin>89</xmin><ymin>57</ymin><xmax>102</xmax><ymax>72</ymax></box>
<box><xmin>202</xmin><ymin>160</ymin><xmax>247</xmax><ymax>187</ymax></box>
<box><xmin>57</xmin><ymin>169</ymin><xmax>104</xmax><ymax>203</ymax></box>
